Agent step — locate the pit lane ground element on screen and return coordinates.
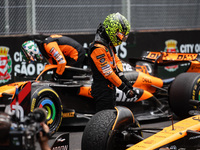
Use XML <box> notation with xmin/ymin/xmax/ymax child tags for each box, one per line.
<box><xmin>44</xmin><ymin>118</ymin><xmax>179</xmax><ymax>150</ymax></box>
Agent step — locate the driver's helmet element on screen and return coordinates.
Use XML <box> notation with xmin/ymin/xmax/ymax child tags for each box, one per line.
<box><xmin>103</xmin><ymin>12</ymin><xmax>130</xmax><ymax>47</ymax></box>
<box><xmin>21</xmin><ymin>40</ymin><xmax>43</xmax><ymax>62</ymax></box>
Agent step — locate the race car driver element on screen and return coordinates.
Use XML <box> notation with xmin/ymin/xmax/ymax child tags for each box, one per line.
<box><xmin>21</xmin><ymin>35</ymin><xmax>85</xmax><ymax>79</ymax></box>
<box><xmin>89</xmin><ymin>12</ymin><xmax>136</xmax><ymax>112</ymax></box>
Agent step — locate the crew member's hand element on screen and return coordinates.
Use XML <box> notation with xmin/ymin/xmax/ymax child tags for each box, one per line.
<box><xmin>119</xmin><ymin>82</ymin><xmax>137</xmax><ymax>98</ymax></box>
<box><xmin>126</xmin><ymin>89</ymin><xmax>135</xmax><ymax>98</ymax></box>
<box><xmin>121</xmin><ymin>85</ymin><xmax>135</xmax><ymax>98</ymax></box>
<box><xmin>38</xmin><ymin>122</ymin><xmax>51</xmax><ymax>150</ymax></box>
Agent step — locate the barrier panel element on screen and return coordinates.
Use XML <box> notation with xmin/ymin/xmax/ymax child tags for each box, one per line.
<box><xmin>0</xmin><ymin>30</ymin><xmax>200</xmax><ymax>85</ymax></box>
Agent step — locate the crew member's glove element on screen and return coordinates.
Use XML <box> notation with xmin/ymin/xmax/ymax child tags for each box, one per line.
<box><xmin>118</xmin><ymin>82</ymin><xmax>135</xmax><ymax>98</ymax></box>
<box><xmin>117</xmin><ymin>71</ymin><xmax>133</xmax><ymax>89</ymax></box>
<box><xmin>123</xmin><ymin>86</ymin><xmax>135</xmax><ymax>98</ymax></box>
<box><xmin>125</xmin><ymin>88</ymin><xmax>135</xmax><ymax>98</ymax></box>
<box><xmin>121</xmin><ymin>76</ymin><xmax>133</xmax><ymax>89</ymax></box>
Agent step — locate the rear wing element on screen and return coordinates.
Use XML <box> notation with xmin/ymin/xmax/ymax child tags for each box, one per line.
<box><xmin>129</xmin><ymin>51</ymin><xmax>200</xmax><ymax>76</ymax></box>
<box><xmin>129</xmin><ymin>51</ymin><xmax>200</xmax><ymax>66</ymax></box>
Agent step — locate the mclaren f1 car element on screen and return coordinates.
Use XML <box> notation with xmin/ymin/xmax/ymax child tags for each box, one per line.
<box><xmin>130</xmin><ymin>51</ymin><xmax>200</xmax><ymax>119</ymax></box>
<box><xmin>82</xmin><ymin>100</ymin><xmax>200</xmax><ymax>150</ymax></box>
<box><xmin>1</xmin><ymin>51</ymin><xmax>200</xmax><ymax>134</ymax></box>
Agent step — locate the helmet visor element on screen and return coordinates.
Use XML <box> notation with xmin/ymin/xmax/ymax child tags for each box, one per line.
<box><xmin>21</xmin><ymin>40</ymin><xmax>43</xmax><ymax>62</ymax></box>
<box><xmin>21</xmin><ymin>47</ymin><xmax>32</xmax><ymax>62</ymax></box>
<box><xmin>116</xmin><ymin>32</ymin><xmax>128</xmax><ymax>42</ymax></box>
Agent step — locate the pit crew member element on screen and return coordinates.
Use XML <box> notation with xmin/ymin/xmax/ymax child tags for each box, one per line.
<box><xmin>89</xmin><ymin>12</ymin><xmax>136</xmax><ymax>112</ymax></box>
<box><xmin>21</xmin><ymin>35</ymin><xmax>86</xmax><ymax>79</ymax></box>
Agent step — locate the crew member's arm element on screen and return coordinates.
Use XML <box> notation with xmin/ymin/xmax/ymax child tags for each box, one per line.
<box><xmin>90</xmin><ymin>48</ymin><xmax>134</xmax><ymax>98</ymax></box>
<box><xmin>114</xmin><ymin>53</ymin><xmax>123</xmax><ymax>71</ymax></box>
<box><xmin>114</xmin><ymin>53</ymin><xmax>133</xmax><ymax>88</ymax></box>
<box><xmin>44</xmin><ymin>42</ymin><xmax>66</xmax><ymax>75</ymax></box>
<box><xmin>90</xmin><ymin>48</ymin><xmax>122</xmax><ymax>87</ymax></box>
<box><xmin>38</xmin><ymin>122</ymin><xmax>51</xmax><ymax>150</ymax></box>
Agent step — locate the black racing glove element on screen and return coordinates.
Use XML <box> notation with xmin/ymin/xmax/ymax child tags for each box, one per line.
<box><xmin>118</xmin><ymin>72</ymin><xmax>133</xmax><ymax>89</ymax></box>
<box><xmin>118</xmin><ymin>82</ymin><xmax>135</xmax><ymax>98</ymax></box>
<box><xmin>126</xmin><ymin>88</ymin><xmax>135</xmax><ymax>98</ymax></box>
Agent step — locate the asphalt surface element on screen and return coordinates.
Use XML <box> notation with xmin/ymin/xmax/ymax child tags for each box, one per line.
<box><xmin>39</xmin><ymin>118</ymin><xmax>179</xmax><ymax>150</ymax></box>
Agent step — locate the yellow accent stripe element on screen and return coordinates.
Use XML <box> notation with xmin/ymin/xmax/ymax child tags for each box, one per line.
<box><xmin>38</xmin><ymin>88</ymin><xmax>59</xmax><ymax>98</ymax></box>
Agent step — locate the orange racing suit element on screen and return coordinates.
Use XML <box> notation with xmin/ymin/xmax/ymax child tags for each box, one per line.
<box><xmin>43</xmin><ymin>35</ymin><xmax>85</xmax><ymax>75</ymax></box>
<box><xmin>89</xmin><ymin>41</ymin><xmax>129</xmax><ymax>112</ymax></box>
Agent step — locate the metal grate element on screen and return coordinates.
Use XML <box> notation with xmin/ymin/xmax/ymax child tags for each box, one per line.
<box><xmin>0</xmin><ymin>0</ymin><xmax>200</xmax><ymax>35</ymax></box>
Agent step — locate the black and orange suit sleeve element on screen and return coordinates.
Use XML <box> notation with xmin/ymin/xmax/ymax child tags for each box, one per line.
<box><xmin>90</xmin><ymin>47</ymin><xmax>123</xmax><ymax>87</ymax></box>
<box><xmin>114</xmin><ymin>53</ymin><xmax>123</xmax><ymax>72</ymax></box>
<box><xmin>59</xmin><ymin>45</ymin><xmax>79</xmax><ymax>61</ymax></box>
<box><xmin>44</xmin><ymin>41</ymin><xmax>66</xmax><ymax>75</ymax></box>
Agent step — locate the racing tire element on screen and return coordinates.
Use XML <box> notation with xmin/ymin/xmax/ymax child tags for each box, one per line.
<box><xmin>31</xmin><ymin>86</ymin><xmax>63</xmax><ymax>135</ymax></box>
<box><xmin>81</xmin><ymin>109</ymin><xmax>141</xmax><ymax>150</ymax></box>
<box><xmin>169</xmin><ymin>73</ymin><xmax>200</xmax><ymax>119</ymax></box>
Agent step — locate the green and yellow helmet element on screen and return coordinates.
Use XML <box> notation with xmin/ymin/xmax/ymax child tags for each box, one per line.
<box><xmin>21</xmin><ymin>40</ymin><xmax>43</xmax><ymax>62</ymax></box>
<box><xmin>103</xmin><ymin>12</ymin><xmax>130</xmax><ymax>47</ymax></box>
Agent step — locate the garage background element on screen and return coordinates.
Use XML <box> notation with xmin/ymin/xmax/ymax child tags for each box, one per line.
<box><xmin>0</xmin><ymin>0</ymin><xmax>200</xmax><ymax>85</ymax></box>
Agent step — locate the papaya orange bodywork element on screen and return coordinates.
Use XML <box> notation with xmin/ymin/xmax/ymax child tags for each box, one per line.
<box><xmin>36</xmin><ymin>65</ymin><xmax>71</xmax><ymax>81</ymax></box>
<box><xmin>135</xmin><ymin>90</ymin><xmax>154</xmax><ymax>102</ymax></box>
<box><xmin>0</xmin><ymin>81</ymin><xmax>28</xmax><ymax>99</ymax></box>
<box><xmin>187</xmin><ymin>61</ymin><xmax>200</xmax><ymax>73</ymax></box>
<box><xmin>146</xmin><ymin>52</ymin><xmax>198</xmax><ymax>61</ymax></box>
<box><xmin>133</xmin><ymin>72</ymin><xmax>163</xmax><ymax>93</ymax></box>
<box><xmin>78</xmin><ymin>86</ymin><xmax>93</xmax><ymax>98</ymax></box>
<box><xmin>37</xmin><ymin>65</ymin><xmax>160</xmax><ymax>102</ymax></box>
<box><xmin>128</xmin><ymin>115</ymin><xmax>200</xmax><ymax>150</ymax></box>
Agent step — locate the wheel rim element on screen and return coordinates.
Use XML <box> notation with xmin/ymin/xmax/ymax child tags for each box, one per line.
<box><xmin>44</xmin><ymin>105</ymin><xmax>52</xmax><ymax>120</ymax></box>
<box><xmin>38</xmin><ymin>99</ymin><xmax>56</xmax><ymax>125</ymax></box>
